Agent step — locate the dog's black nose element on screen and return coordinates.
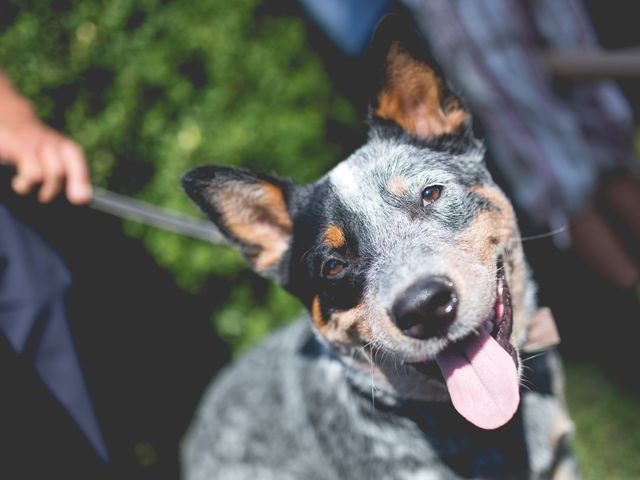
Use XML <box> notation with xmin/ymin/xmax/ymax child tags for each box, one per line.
<box><xmin>392</xmin><ymin>276</ymin><xmax>458</xmax><ymax>339</ymax></box>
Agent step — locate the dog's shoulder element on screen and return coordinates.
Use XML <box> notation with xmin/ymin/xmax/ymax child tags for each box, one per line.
<box><xmin>182</xmin><ymin>319</ymin><xmax>348</xmax><ymax>479</ymax></box>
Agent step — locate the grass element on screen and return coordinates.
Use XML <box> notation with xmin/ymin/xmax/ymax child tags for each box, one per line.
<box><xmin>565</xmin><ymin>363</ymin><xmax>640</xmax><ymax>479</ymax></box>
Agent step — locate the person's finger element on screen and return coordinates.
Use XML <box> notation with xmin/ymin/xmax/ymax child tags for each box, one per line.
<box><xmin>59</xmin><ymin>140</ymin><xmax>91</xmax><ymax>205</ymax></box>
<box><xmin>602</xmin><ymin>174</ymin><xmax>640</xmax><ymax>239</ymax></box>
<box><xmin>570</xmin><ymin>207</ymin><xmax>640</xmax><ymax>290</ymax></box>
<box><xmin>37</xmin><ymin>138</ymin><xmax>66</xmax><ymax>203</ymax></box>
<box><xmin>11</xmin><ymin>145</ymin><xmax>44</xmax><ymax>196</ymax></box>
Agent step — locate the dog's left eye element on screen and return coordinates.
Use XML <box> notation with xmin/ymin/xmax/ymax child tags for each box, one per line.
<box><xmin>421</xmin><ymin>185</ymin><xmax>443</xmax><ymax>207</ymax></box>
<box><xmin>321</xmin><ymin>258</ymin><xmax>346</xmax><ymax>279</ymax></box>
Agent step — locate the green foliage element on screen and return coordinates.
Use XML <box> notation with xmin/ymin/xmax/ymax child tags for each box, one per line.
<box><xmin>216</xmin><ymin>283</ymin><xmax>304</xmax><ymax>354</ymax></box>
<box><xmin>0</xmin><ymin>0</ymin><xmax>357</xmax><ymax>350</ymax></box>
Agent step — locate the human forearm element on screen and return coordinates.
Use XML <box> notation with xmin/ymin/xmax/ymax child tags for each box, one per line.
<box><xmin>0</xmin><ymin>71</ymin><xmax>37</xmax><ymax>124</ymax></box>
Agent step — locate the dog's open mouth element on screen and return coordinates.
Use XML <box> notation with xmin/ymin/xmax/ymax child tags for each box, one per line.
<box><xmin>486</xmin><ymin>258</ymin><xmax>517</xmax><ymax>367</ymax></box>
<box><xmin>410</xmin><ymin>258</ymin><xmax>520</xmax><ymax>430</ymax></box>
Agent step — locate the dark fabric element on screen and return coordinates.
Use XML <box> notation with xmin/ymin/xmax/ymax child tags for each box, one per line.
<box><xmin>0</xmin><ymin>202</ymin><xmax>108</xmax><ymax>466</ymax></box>
<box><xmin>0</xmin><ymin>333</ymin><xmax>112</xmax><ymax>479</ymax></box>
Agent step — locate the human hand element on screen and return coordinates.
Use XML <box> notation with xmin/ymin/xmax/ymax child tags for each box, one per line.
<box><xmin>570</xmin><ymin>174</ymin><xmax>640</xmax><ymax>290</ymax></box>
<box><xmin>0</xmin><ymin>114</ymin><xmax>91</xmax><ymax>205</ymax></box>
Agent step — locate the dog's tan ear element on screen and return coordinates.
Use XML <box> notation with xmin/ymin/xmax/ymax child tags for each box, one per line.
<box><xmin>370</xmin><ymin>15</ymin><xmax>470</xmax><ymax>139</ymax></box>
<box><xmin>182</xmin><ymin>166</ymin><xmax>294</xmax><ymax>277</ymax></box>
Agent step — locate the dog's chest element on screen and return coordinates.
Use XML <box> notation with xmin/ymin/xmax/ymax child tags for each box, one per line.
<box><xmin>302</xmin><ymin>369</ymin><xmax>530</xmax><ymax>479</ymax></box>
<box><xmin>183</xmin><ymin>321</ymin><xmax>568</xmax><ymax>480</ymax></box>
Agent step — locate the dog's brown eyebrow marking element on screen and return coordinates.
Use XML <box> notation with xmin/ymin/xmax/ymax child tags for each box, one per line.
<box><xmin>324</xmin><ymin>224</ymin><xmax>346</xmax><ymax>249</ymax></box>
<box><xmin>387</xmin><ymin>176</ymin><xmax>407</xmax><ymax>197</ymax></box>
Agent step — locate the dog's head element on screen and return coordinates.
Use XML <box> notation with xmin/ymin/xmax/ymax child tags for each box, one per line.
<box><xmin>183</xmin><ymin>17</ymin><xmax>552</xmax><ymax>430</ymax></box>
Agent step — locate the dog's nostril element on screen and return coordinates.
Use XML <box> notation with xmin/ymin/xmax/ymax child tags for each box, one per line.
<box><xmin>391</xmin><ymin>277</ymin><xmax>458</xmax><ymax>340</ymax></box>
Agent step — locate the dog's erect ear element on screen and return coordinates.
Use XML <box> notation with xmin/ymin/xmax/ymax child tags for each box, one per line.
<box><xmin>369</xmin><ymin>14</ymin><xmax>470</xmax><ymax>139</ymax></box>
<box><xmin>182</xmin><ymin>165</ymin><xmax>295</xmax><ymax>278</ymax></box>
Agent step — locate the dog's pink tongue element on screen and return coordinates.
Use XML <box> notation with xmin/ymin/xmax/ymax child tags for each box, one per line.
<box><xmin>435</xmin><ymin>330</ymin><xmax>519</xmax><ymax>430</ymax></box>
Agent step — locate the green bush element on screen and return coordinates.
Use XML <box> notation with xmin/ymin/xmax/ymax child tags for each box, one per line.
<box><xmin>0</xmin><ymin>0</ymin><xmax>358</xmax><ymax>352</ymax></box>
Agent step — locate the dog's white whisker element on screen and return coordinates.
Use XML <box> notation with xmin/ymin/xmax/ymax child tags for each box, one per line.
<box><xmin>521</xmin><ymin>352</ymin><xmax>547</xmax><ymax>363</ymax></box>
<box><xmin>519</xmin><ymin>378</ymin><xmax>534</xmax><ymax>392</ymax></box>
<box><xmin>354</xmin><ymin>340</ymin><xmax>374</xmax><ymax>362</ymax></box>
<box><xmin>299</xmin><ymin>246</ymin><xmax>314</xmax><ymax>265</ymax></box>
<box><xmin>369</xmin><ymin>352</ymin><xmax>376</xmax><ymax>412</ymax></box>
<box><xmin>511</xmin><ymin>226</ymin><xmax>568</xmax><ymax>243</ymax></box>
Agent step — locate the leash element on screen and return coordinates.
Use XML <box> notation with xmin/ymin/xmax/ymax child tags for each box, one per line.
<box><xmin>89</xmin><ymin>187</ymin><xmax>229</xmax><ymax>244</ymax></box>
<box><xmin>0</xmin><ymin>164</ymin><xmax>229</xmax><ymax>245</ymax></box>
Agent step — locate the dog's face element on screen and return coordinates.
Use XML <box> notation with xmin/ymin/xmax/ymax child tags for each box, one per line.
<box><xmin>183</xmin><ymin>18</ymin><xmax>542</xmax><ymax>430</ymax></box>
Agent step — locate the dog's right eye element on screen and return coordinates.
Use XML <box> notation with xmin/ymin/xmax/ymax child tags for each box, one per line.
<box><xmin>321</xmin><ymin>258</ymin><xmax>347</xmax><ymax>279</ymax></box>
<box><xmin>421</xmin><ymin>185</ymin><xmax>443</xmax><ymax>207</ymax></box>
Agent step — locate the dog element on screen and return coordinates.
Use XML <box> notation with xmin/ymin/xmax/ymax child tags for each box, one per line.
<box><xmin>180</xmin><ymin>16</ymin><xmax>579</xmax><ymax>480</ymax></box>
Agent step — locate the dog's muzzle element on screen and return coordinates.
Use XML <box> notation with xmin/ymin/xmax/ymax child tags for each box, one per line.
<box><xmin>389</xmin><ymin>258</ymin><xmax>520</xmax><ymax>430</ymax></box>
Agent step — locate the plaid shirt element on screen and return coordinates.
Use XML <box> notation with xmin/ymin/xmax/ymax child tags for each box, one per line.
<box><xmin>404</xmin><ymin>0</ymin><xmax>636</xmax><ymax>232</ymax></box>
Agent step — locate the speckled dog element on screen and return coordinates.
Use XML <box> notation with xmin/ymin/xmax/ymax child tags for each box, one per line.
<box><xmin>181</xmin><ymin>17</ymin><xmax>579</xmax><ymax>480</ymax></box>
